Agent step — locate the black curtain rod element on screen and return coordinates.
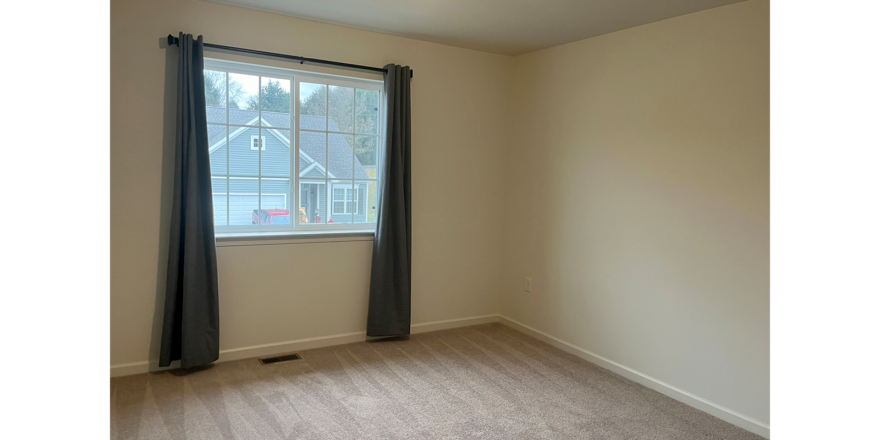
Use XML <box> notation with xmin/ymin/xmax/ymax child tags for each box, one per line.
<box><xmin>166</xmin><ymin>35</ymin><xmax>412</xmax><ymax>79</ymax></box>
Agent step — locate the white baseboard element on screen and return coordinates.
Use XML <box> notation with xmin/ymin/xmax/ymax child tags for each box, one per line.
<box><xmin>411</xmin><ymin>314</ymin><xmax>498</xmax><ymax>333</ymax></box>
<box><xmin>110</xmin><ymin>314</ymin><xmax>499</xmax><ymax>378</ymax></box>
<box><xmin>498</xmin><ymin>315</ymin><xmax>770</xmax><ymax>439</ymax></box>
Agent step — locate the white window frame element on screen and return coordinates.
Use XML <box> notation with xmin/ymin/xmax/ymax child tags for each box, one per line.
<box><xmin>204</xmin><ymin>58</ymin><xmax>383</xmax><ymax>235</ymax></box>
<box><xmin>332</xmin><ymin>186</ymin><xmax>359</xmax><ymax>215</ymax></box>
<box><xmin>250</xmin><ymin>135</ymin><xmax>266</xmax><ymax>151</ymax></box>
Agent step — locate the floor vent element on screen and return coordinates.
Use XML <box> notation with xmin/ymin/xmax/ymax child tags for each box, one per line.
<box><xmin>258</xmin><ymin>353</ymin><xmax>302</xmax><ymax>365</ymax></box>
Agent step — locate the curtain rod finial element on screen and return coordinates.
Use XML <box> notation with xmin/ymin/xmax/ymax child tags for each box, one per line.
<box><xmin>167</xmin><ymin>34</ymin><xmax>179</xmax><ymax>46</ymax></box>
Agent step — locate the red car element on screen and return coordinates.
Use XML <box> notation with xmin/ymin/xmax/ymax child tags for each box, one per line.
<box><xmin>252</xmin><ymin>209</ymin><xmax>290</xmax><ymax>225</ymax></box>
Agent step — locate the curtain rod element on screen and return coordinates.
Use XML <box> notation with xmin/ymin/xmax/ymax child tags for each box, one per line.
<box><xmin>165</xmin><ymin>34</ymin><xmax>413</xmax><ymax>79</ymax></box>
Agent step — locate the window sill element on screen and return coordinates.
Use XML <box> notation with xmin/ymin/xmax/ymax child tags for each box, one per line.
<box><xmin>215</xmin><ymin>229</ymin><xmax>375</xmax><ymax>247</ymax></box>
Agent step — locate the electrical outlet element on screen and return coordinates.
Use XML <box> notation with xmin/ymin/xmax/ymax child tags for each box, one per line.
<box><xmin>525</xmin><ymin>278</ymin><xmax>532</xmax><ymax>292</ymax></box>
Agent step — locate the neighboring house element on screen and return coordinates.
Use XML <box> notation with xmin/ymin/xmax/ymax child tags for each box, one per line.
<box><xmin>207</xmin><ymin>107</ymin><xmax>372</xmax><ymax>225</ymax></box>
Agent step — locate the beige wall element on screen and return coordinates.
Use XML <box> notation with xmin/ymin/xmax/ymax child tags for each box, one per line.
<box><xmin>500</xmin><ymin>0</ymin><xmax>769</xmax><ymax>425</ymax></box>
<box><xmin>111</xmin><ymin>0</ymin><xmax>511</xmax><ymax>366</ymax></box>
<box><xmin>112</xmin><ymin>0</ymin><xmax>768</xmax><ymax>428</ymax></box>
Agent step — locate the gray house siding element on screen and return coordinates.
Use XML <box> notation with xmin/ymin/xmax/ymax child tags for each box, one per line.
<box><xmin>228</xmin><ymin>177</ymin><xmax>258</xmax><ymax>194</ymax></box>
<box><xmin>208</xmin><ymin>136</ymin><xmax>226</xmax><ymax>176</ymax></box>
<box><xmin>258</xmin><ymin>179</ymin><xmax>291</xmax><ymax>207</ymax></box>
<box><xmin>225</xmin><ymin>127</ymin><xmax>291</xmax><ymax>177</ymax></box>
<box><xmin>207</xmin><ymin>107</ymin><xmax>374</xmax><ymax>226</ymax></box>
<box><xmin>358</xmin><ymin>185</ymin><xmax>367</xmax><ymax>222</ymax></box>
<box><xmin>211</xmin><ymin>177</ymin><xmax>226</xmax><ymax>194</ymax></box>
<box><xmin>301</xmin><ymin>167</ymin><xmax>325</xmax><ymax>179</ymax></box>
<box><xmin>354</xmin><ymin>183</ymin><xmax>367</xmax><ymax>223</ymax></box>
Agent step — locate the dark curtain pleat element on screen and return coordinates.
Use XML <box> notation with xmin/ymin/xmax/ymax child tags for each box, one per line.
<box><xmin>159</xmin><ymin>33</ymin><xmax>220</xmax><ymax>368</ymax></box>
<box><xmin>366</xmin><ymin>64</ymin><xmax>412</xmax><ymax>337</ymax></box>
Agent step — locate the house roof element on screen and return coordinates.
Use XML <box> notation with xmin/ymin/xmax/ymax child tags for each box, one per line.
<box><xmin>206</xmin><ymin>107</ymin><xmax>370</xmax><ymax>179</ymax></box>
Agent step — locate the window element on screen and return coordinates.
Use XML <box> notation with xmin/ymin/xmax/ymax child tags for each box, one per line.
<box><xmin>332</xmin><ymin>187</ymin><xmax>358</xmax><ymax>214</ymax></box>
<box><xmin>204</xmin><ymin>59</ymin><xmax>381</xmax><ymax>233</ymax></box>
<box><xmin>250</xmin><ymin>135</ymin><xmax>266</xmax><ymax>151</ymax></box>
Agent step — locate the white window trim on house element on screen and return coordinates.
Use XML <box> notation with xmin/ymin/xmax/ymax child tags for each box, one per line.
<box><xmin>250</xmin><ymin>135</ymin><xmax>266</xmax><ymax>151</ymax></box>
<box><xmin>332</xmin><ymin>186</ymin><xmax>359</xmax><ymax>215</ymax></box>
<box><xmin>204</xmin><ymin>57</ymin><xmax>382</xmax><ymax>236</ymax></box>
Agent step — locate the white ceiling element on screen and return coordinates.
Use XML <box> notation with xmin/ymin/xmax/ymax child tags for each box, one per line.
<box><xmin>205</xmin><ymin>0</ymin><xmax>747</xmax><ymax>56</ymax></box>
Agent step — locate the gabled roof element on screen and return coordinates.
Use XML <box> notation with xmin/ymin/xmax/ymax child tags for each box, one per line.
<box><xmin>206</xmin><ymin>107</ymin><xmax>370</xmax><ymax>179</ymax></box>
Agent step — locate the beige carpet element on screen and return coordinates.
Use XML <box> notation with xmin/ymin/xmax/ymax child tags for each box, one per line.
<box><xmin>111</xmin><ymin>323</ymin><xmax>763</xmax><ymax>439</ymax></box>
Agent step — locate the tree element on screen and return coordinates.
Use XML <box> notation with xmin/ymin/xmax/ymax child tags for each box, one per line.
<box><xmin>300</xmin><ymin>87</ymin><xmax>380</xmax><ymax>166</ymax></box>
<box><xmin>203</xmin><ymin>70</ymin><xmax>245</xmax><ymax>109</ymax></box>
<box><xmin>353</xmin><ymin>89</ymin><xmax>379</xmax><ymax>167</ymax></box>
<box><xmin>228</xmin><ymin>81</ymin><xmax>245</xmax><ymax>109</ymax></box>
<box><xmin>246</xmin><ymin>80</ymin><xmax>291</xmax><ymax>113</ymax></box>
<box><xmin>204</xmin><ymin>71</ymin><xmax>226</xmax><ymax>107</ymax></box>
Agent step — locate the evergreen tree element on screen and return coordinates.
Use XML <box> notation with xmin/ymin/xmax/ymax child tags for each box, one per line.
<box><xmin>246</xmin><ymin>80</ymin><xmax>291</xmax><ymax>113</ymax></box>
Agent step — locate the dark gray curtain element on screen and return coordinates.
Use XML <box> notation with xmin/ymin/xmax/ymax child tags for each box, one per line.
<box><xmin>367</xmin><ymin>64</ymin><xmax>412</xmax><ymax>337</ymax></box>
<box><xmin>159</xmin><ymin>33</ymin><xmax>220</xmax><ymax>368</ymax></box>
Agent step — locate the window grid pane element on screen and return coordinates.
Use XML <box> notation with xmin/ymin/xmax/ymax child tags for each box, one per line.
<box><xmin>206</xmin><ymin>62</ymin><xmax>381</xmax><ymax>232</ymax></box>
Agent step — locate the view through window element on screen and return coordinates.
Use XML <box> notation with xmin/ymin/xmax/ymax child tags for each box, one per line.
<box><xmin>204</xmin><ymin>59</ymin><xmax>381</xmax><ymax>232</ymax></box>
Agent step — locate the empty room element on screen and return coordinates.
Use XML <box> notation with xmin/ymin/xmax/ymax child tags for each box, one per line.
<box><xmin>8</xmin><ymin>0</ymin><xmax>879</xmax><ymax>439</ymax></box>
